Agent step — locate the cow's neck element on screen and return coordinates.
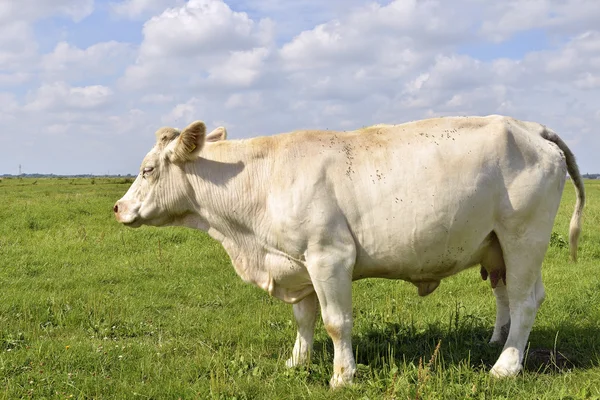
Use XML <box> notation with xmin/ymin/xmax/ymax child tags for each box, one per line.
<box><xmin>184</xmin><ymin>141</ymin><xmax>272</xmax><ymax>286</ymax></box>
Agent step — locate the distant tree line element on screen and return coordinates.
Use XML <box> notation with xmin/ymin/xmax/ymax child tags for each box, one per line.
<box><xmin>582</xmin><ymin>174</ymin><xmax>600</xmax><ymax>179</ymax></box>
<box><xmin>0</xmin><ymin>173</ymin><xmax>135</xmax><ymax>178</ymax></box>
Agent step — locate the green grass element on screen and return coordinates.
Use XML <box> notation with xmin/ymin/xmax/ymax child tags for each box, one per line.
<box><xmin>1</xmin><ymin>177</ymin><xmax>599</xmax><ymax>399</ymax></box>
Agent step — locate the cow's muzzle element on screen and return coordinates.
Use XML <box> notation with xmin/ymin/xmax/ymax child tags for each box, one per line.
<box><xmin>113</xmin><ymin>200</ymin><xmax>140</xmax><ymax>226</ymax></box>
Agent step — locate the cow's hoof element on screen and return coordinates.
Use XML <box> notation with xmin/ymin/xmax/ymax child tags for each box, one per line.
<box><xmin>285</xmin><ymin>356</ymin><xmax>307</xmax><ymax>368</ymax></box>
<box><xmin>489</xmin><ymin>335</ymin><xmax>506</xmax><ymax>345</ymax></box>
<box><xmin>489</xmin><ymin>323</ymin><xmax>510</xmax><ymax>345</ymax></box>
<box><xmin>329</xmin><ymin>368</ymin><xmax>356</xmax><ymax>389</ymax></box>
<box><xmin>490</xmin><ymin>362</ymin><xmax>521</xmax><ymax>378</ymax></box>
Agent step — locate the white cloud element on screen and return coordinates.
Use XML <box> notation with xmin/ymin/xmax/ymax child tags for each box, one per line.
<box><xmin>141</xmin><ymin>93</ymin><xmax>173</xmax><ymax>103</ymax></box>
<box><xmin>122</xmin><ymin>0</ymin><xmax>274</xmax><ymax>91</ymax></box>
<box><xmin>574</xmin><ymin>72</ymin><xmax>600</xmax><ymax>90</ymax></box>
<box><xmin>225</xmin><ymin>92</ymin><xmax>263</xmax><ymax>109</ymax></box>
<box><xmin>480</xmin><ymin>0</ymin><xmax>600</xmax><ymax>41</ymax></box>
<box><xmin>208</xmin><ymin>47</ymin><xmax>270</xmax><ymax>87</ymax></box>
<box><xmin>414</xmin><ymin>55</ymin><xmax>491</xmax><ymax>91</ymax></box>
<box><xmin>540</xmin><ymin>31</ymin><xmax>600</xmax><ymax>76</ymax></box>
<box><xmin>276</xmin><ymin>0</ymin><xmax>475</xmax><ymax>112</ymax></box>
<box><xmin>139</xmin><ymin>0</ymin><xmax>273</xmax><ymax>59</ymax></box>
<box><xmin>25</xmin><ymin>82</ymin><xmax>114</xmax><ymax>111</ymax></box>
<box><xmin>0</xmin><ymin>21</ymin><xmax>38</xmax><ymax>70</ymax></box>
<box><xmin>107</xmin><ymin>108</ymin><xmax>154</xmax><ymax>136</ymax></box>
<box><xmin>41</xmin><ymin>41</ymin><xmax>135</xmax><ymax>82</ymax></box>
<box><xmin>0</xmin><ymin>0</ymin><xmax>95</xmax><ymax>80</ymax></box>
<box><xmin>0</xmin><ymin>92</ymin><xmax>19</xmax><ymax>120</ymax></box>
<box><xmin>161</xmin><ymin>97</ymin><xmax>207</xmax><ymax>125</ymax></box>
<box><xmin>280</xmin><ymin>0</ymin><xmax>468</xmax><ymax>71</ymax></box>
<box><xmin>0</xmin><ymin>72</ymin><xmax>31</xmax><ymax>86</ymax></box>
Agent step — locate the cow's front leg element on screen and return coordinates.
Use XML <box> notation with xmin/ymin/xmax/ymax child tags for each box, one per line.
<box><xmin>306</xmin><ymin>246</ymin><xmax>357</xmax><ymax>388</ymax></box>
<box><xmin>286</xmin><ymin>292</ymin><xmax>318</xmax><ymax>368</ymax></box>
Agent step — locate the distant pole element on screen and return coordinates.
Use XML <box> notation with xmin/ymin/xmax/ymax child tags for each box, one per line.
<box><xmin>18</xmin><ymin>164</ymin><xmax>21</xmax><ymax>175</ymax></box>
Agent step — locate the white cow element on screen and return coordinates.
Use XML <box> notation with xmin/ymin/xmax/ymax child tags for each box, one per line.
<box><xmin>114</xmin><ymin>115</ymin><xmax>585</xmax><ymax>387</ymax></box>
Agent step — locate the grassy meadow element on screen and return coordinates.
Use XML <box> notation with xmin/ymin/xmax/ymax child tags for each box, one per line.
<box><xmin>0</xmin><ymin>177</ymin><xmax>599</xmax><ymax>399</ymax></box>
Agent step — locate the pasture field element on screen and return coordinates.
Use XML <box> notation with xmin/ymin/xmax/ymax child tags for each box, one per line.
<box><xmin>0</xmin><ymin>177</ymin><xmax>599</xmax><ymax>399</ymax></box>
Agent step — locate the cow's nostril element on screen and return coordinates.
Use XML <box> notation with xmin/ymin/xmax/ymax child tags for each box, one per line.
<box><xmin>113</xmin><ymin>204</ymin><xmax>119</xmax><ymax>213</ymax></box>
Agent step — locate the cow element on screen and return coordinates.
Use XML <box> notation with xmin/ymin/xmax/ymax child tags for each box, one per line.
<box><xmin>114</xmin><ymin>115</ymin><xmax>585</xmax><ymax>387</ymax></box>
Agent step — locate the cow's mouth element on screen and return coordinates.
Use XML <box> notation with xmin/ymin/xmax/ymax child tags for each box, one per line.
<box><xmin>114</xmin><ymin>210</ymin><xmax>142</xmax><ymax>227</ymax></box>
<box><xmin>122</xmin><ymin>218</ymin><xmax>143</xmax><ymax>228</ymax></box>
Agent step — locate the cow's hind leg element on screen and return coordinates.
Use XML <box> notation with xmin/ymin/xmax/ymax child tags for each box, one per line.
<box><xmin>490</xmin><ymin>281</ymin><xmax>510</xmax><ymax>344</ymax></box>
<box><xmin>286</xmin><ymin>292</ymin><xmax>318</xmax><ymax>368</ymax></box>
<box><xmin>481</xmin><ymin>232</ymin><xmax>510</xmax><ymax>344</ymax></box>
<box><xmin>490</xmin><ymin>234</ymin><xmax>547</xmax><ymax>378</ymax></box>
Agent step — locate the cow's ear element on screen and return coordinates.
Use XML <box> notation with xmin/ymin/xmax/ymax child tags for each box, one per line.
<box><xmin>206</xmin><ymin>126</ymin><xmax>227</xmax><ymax>142</ymax></box>
<box><xmin>171</xmin><ymin>120</ymin><xmax>206</xmax><ymax>162</ymax></box>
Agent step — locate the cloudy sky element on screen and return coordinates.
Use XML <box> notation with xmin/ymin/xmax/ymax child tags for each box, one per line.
<box><xmin>1</xmin><ymin>0</ymin><xmax>599</xmax><ymax>175</ymax></box>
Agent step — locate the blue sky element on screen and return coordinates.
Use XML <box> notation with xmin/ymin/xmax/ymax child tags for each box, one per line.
<box><xmin>1</xmin><ymin>0</ymin><xmax>599</xmax><ymax>175</ymax></box>
<box><xmin>458</xmin><ymin>29</ymin><xmax>550</xmax><ymax>61</ymax></box>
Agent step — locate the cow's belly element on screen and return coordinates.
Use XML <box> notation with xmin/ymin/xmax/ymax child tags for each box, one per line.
<box><xmin>349</xmin><ymin>196</ymin><xmax>496</xmax><ymax>283</ymax></box>
<box><xmin>352</xmin><ymin>232</ymin><xmax>490</xmax><ymax>282</ymax></box>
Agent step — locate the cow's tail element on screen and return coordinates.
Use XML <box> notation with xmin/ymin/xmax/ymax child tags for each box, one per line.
<box><xmin>541</xmin><ymin>128</ymin><xmax>585</xmax><ymax>261</ymax></box>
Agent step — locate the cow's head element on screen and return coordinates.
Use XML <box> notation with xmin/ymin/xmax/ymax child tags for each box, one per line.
<box><xmin>113</xmin><ymin>121</ymin><xmax>227</xmax><ymax>227</ymax></box>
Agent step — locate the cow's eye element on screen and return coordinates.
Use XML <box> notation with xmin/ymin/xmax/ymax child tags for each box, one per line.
<box><xmin>142</xmin><ymin>167</ymin><xmax>155</xmax><ymax>176</ymax></box>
